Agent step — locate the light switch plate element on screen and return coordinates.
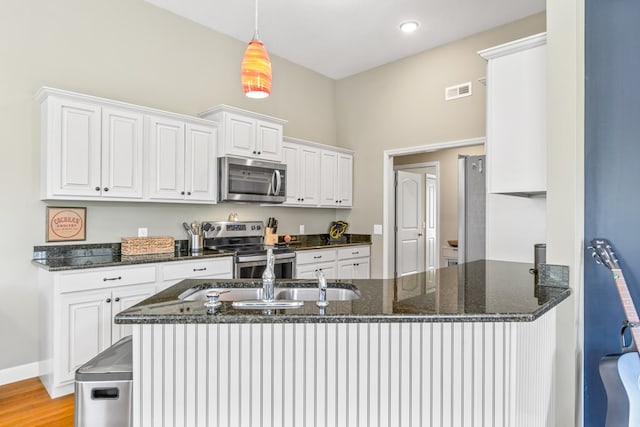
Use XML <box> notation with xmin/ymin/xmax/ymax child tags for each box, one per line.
<box><xmin>138</xmin><ymin>227</ymin><xmax>148</xmax><ymax>237</ymax></box>
<box><xmin>373</xmin><ymin>224</ymin><xmax>383</xmax><ymax>235</ymax></box>
<box><xmin>299</xmin><ymin>225</ymin><xmax>305</xmax><ymax>234</ymax></box>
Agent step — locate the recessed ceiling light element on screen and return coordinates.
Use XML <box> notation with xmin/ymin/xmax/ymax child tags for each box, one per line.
<box><xmin>399</xmin><ymin>20</ymin><xmax>419</xmax><ymax>33</ymax></box>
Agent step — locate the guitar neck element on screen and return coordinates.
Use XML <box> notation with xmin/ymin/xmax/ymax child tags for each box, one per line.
<box><xmin>612</xmin><ymin>268</ymin><xmax>640</xmax><ymax>349</ymax></box>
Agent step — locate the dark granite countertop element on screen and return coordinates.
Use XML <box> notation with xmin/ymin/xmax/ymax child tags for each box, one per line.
<box><xmin>31</xmin><ymin>242</ymin><xmax>233</xmax><ymax>271</ymax></box>
<box><xmin>115</xmin><ymin>260</ymin><xmax>570</xmax><ymax>324</ymax></box>
<box><xmin>280</xmin><ymin>233</ymin><xmax>371</xmax><ymax>251</ymax></box>
<box><xmin>31</xmin><ymin>234</ymin><xmax>372</xmax><ymax>272</ymax></box>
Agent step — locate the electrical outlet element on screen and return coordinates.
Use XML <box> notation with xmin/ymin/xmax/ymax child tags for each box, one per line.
<box><xmin>299</xmin><ymin>225</ymin><xmax>305</xmax><ymax>234</ymax></box>
<box><xmin>373</xmin><ymin>224</ymin><xmax>383</xmax><ymax>235</ymax></box>
<box><xmin>138</xmin><ymin>227</ymin><xmax>148</xmax><ymax>237</ymax></box>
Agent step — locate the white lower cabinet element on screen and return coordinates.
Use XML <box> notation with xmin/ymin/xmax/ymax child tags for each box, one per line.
<box><xmin>58</xmin><ymin>282</ymin><xmax>156</xmax><ymax>385</ymax></box>
<box><xmin>158</xmin><ymin>257</ymin><xmax>234</xmax><ymax>291</ymax></box>
<box><xmin>39</xmin><ymin>256</ymin><xmax>233</xmax><ymax>398</ymax></box>
<box><xmin>294</xmin><ymin>246</ymin><xmax>370</xmax><ymax>279</ymax></box>
<box><xmin>336</xmin><ymin>246</ymin><xmax>370</xmax><ymax>279</ymax></box>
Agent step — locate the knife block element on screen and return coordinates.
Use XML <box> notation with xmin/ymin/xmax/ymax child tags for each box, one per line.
<box><xmin>264</xmin><ymin>228</ymin><xmax>278</xmax><ymax>245</ymax></box>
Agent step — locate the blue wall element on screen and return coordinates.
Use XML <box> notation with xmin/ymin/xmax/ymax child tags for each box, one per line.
<box><xmin>585</xmin><ymin>0</ymin><xmax>640</xmax><ymax>425</ymax></box>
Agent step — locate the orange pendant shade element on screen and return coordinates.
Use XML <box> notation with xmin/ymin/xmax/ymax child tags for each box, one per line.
<box><xmin>241</xmin><ymin>39</ymin><xmax>272</xmax><ymax>99</ymax></box>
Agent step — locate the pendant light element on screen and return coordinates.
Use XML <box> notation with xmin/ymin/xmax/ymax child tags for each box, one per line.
<box><xmin>241</xmin><ymin>0</ymin><xmax>272</xmax><ymax>99</ymax></box>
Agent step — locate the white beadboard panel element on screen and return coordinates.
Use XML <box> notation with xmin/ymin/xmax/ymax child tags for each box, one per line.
<box><xmin>132</xmin><ymin>310</ymin><xmax>556</xmax><ymax>427</ymax></box>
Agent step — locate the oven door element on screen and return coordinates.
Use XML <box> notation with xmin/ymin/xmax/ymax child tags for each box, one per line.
<box><xmin>235</xmin><ymin>257</ymin><xmax>294</xmax><ymax>279</ymax></box>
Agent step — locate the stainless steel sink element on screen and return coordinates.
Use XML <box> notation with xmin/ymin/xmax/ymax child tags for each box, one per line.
<box><xmin>179</xmin><ymin>284</ymin><xmax>361</xmax><ymax>305</ymax></box>
<box><xmin>179</xmin><ymin>287</ymin><xmax>263</xmax><ymax>301</ymax></box>
<box><xmin>277</xmin><ymin>287</ymin><xmax>361</xmax><ymax>301</ymax></box>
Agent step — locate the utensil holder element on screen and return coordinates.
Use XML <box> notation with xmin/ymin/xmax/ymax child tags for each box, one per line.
<box><xmin>264</xmin><ymin>228</ymin><xmax>278</xmax><ymax>246</ymax></box>
<box><xmin>189</xmin><ymin>234</ymin><xmax>204</xmax><ymax>253</ymax></box>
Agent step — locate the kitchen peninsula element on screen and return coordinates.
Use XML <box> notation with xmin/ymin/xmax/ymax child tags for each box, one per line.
<box><xmin>116</xmin><ymin>260</ymin><xmax>569</xmax><ymax>427</ymax></box>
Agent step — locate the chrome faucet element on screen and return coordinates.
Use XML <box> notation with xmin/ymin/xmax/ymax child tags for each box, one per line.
<box><xmin>316</xmin><ymin>269</ymin><xmax>329</xmax><ymax>307</ymax></box>
<box><xmin>262</xmin><ymin>248</ymin><xmax>275</xmax><ymax>302</ymax></box>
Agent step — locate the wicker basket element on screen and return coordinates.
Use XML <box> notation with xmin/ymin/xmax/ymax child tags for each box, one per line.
<box><xmin>121</xmin><ymin>236</ymin><xmax>175</xmax><ymax>256</ymax></box>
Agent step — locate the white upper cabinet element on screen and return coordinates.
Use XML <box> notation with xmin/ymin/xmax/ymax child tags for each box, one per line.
<box><xmin>479</xmin><ymin>33</ymin><xmax>547</xmax><ymax>195</ymax></box>
<box><xmin>145</xmin><ymin>116</ymin><xmax>218</xmax><ymax>203</ymax></box>
<box><xmin>282</xmin><ymin>137</ymin><xmax>321</xmax><ymax>206</ymax></box>
<box><xmin>199</xmin><ymin>105</ymin><xmax>286</xmax><ymax>162</ymax></box>
<box><xmin>37</xmin><ymin>87</ymin><xmax>218</xmax><ymax>204</ymax></box>
<box><xmin>320</xmin><ymin>150</ymin><xmax>353</xmax><ymax>208</ymax></box>
<box><xmin>39</xmin><ymin>93</ymin><xmax>143</xmax><ymax>200</ymax></box>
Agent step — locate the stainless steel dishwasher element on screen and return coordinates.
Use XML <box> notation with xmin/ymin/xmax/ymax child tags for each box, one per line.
<box><xmin>74</xmin><ymin>335</ymin><xmax>132</xmax><ymax>427</ymax></box>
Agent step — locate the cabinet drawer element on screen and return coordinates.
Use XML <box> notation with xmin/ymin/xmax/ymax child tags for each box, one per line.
<box><xmin>162</xmin><ymin>257</ymin><xmax>233</xmax><ymax>281</ymax></box>
<box><xmin>295</xmin><ymin>248</ymin><xmax>337</xmax><ymax>265</ymax></box>
<box><xmin>337</xmin><ymin>245</ymin><xmax>370</xmax><ymax>260</ymax></box>
<box><xmin>58</xmin><ymin>265</ymin><xmax>157</xmax><ymax>293</ymax></box>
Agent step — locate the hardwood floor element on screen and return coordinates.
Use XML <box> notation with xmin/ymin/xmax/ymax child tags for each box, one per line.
<box><xmin>0</xmin><ymin>378</ymin><xmax>74</xmax><ymax>427</ymax></box>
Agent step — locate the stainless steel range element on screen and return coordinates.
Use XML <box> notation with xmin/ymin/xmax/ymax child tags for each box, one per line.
<box><xmin>201</xmin><ymin>220</ymin><xmax>295</xmax><ymax>279</ymax></box>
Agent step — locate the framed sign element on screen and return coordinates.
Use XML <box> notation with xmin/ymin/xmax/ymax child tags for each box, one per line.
<box><xmin>46</xmin><ymin>207</ymin><xmax>86</xmax><ymax>242</ymax></box>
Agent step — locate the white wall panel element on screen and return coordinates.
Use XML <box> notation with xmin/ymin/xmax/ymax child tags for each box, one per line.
<box><xmin>132</xmin><ymin>309</ymin><xmax>556</xmax><ymax>427</ymax></box>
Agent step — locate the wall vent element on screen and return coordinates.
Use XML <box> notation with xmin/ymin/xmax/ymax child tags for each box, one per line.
<box><xmin>445</xmin><ymin>82</ymin><xmax>472</xmax><ymax>100</ymax></box>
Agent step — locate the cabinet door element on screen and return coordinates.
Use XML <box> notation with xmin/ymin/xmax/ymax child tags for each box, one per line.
<box><xmin>47</xmin><ymin>97</ymin><xmax>102</xmax><ymax>198</ymax></box>
<box><xmin>295</xmin><ymin>261</ymin><xmax>337</xmax><ymax>279</ymax></box>
<box><xmin>337</xmin><ymin>258</ymin><xmax>370</xmax><ymax>280</ymax></box>
<box><xmin>282</xmin><ymin>142</ymin><xmax>301</xmax><ymax>205</ymax></box>
<box><xmin>101</xmin><ymin>107</ymin><xmax>144</xmax><ymax>199</ymax></box>
<box><xmin>486</xmin><ymin>43</ymin><xmax>546</xmax><ymax>193</ymax></box>
<box><xmin>336</xmin><ymin>153</ymin><xmax>353</xmax><ymax>207</ymax></box>
<box><xmin>225</xmin><ymin>113</ymin><xmax>256</xmax><ymax>157</ymax></box>
<box><xmin>111</xmin><ymin>284</ymin><xmax>157</xmax><ymax>342</ymax></box>
<box><xmin>185</xmin><ymin>123</ymin><xmax>217</xmax><ymax>202</ymax></box>
<box><xmin>58</xmin><ymin>290</ymin><xmax>112</xmax><ymax>384</ymax></box>
<box><xmin>300</xmin><ymin>146</ymin><xmax>321</xmax><ymax>205</ymax></box>
<box><xmin>147</xmin><ymin>115</ymin><xmax>186</xmax><ymax>200</ymax></box>
<box><xmin>256</xmin><ymin>119</ymin><xmax>283</xmax><ymax>162</ymax></box>
<box><xmin>320</xmin><ymin>150</ymin><xmax>338</xmax><ymax>206</ymax></box>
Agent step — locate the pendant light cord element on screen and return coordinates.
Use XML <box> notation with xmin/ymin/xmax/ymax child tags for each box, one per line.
<box><xmin>254</xmin><ymin>0</ymin><xmax>260</xmax><ymax>40</ymax></box>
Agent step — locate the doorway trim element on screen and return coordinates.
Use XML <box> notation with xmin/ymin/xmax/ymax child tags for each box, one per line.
<box><xmin>382</xmin><ymin>137</ymin><xmax>485</xmax><ymax>279</ymax></box>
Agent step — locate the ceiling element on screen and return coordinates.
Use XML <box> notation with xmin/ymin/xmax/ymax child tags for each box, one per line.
<box><xmin>144</xmin><ymin>0</ymin><xmax>545</xmax><ymax>80</ymax></box>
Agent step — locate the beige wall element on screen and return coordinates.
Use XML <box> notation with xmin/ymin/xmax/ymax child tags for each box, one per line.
<box><xmin>336</xmin><ymin>13</ymin><xmax>546</xmax><ymax>278</ymax></box>
<box><xmin>0</xmin><ymin>0</ymin><xmax>339</xmax><ymax>370</ymax></box>
<box><xmin>394</xmin><ymin>145</ymin><xmax>485</xmax><ymax>263</ymax></box>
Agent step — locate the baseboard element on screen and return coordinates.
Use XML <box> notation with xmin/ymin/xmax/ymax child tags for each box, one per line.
<box><xmin>0</xmin><ymin>361</ymin><xmax>39</xmax><ymax>386</ymax></box>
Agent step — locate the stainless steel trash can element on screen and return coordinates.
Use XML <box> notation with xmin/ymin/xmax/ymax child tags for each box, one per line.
<box><xmin>74</xmin><ymin>335</ymin><xmax>132</xmax><ymax>427</ymax></box>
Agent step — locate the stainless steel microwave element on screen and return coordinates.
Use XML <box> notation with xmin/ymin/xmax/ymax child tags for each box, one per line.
<box><xmin>218</xmin><ymin>157</ymin><xmax>286</xmax><ymax>203</ymax></box>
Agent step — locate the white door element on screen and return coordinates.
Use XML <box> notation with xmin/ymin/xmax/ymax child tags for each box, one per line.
<box><xmin>300</xmin><ymin>146</ymin><xmax>321</xmax><ymax>205</ymax></box>
<box><xmin>256</xmin><ymin>119</ymin><xmax>282</xmax><ymax>161</ymax></box>
<box><xmin>49</xmin><ymin>97</ymin><xmax>102</xmax><ymax>197</ymax></box>
<box><xmin>282</xmin><ymin>143</ymin><xmax>300</xmax><ymax>205</ymax></box>
<box><xmin>336</xmin><ymin>153</ymin><xmax>353</xmax><ymax>207</ymax></box>
<box><xmin>425</xmin><ymin>173</ymin><xmax>438</xmax><ymax>283</ymax></box>
<box><xmin>184</xmin><ymin>123</ymin><xmax>217</xmax><ymax>202</ymax></box>
<box><xmin>101</xmin><ymin>106</ymin><xmax>144</xmax><ymax>199</ymax></box>
<box><xmin>59</xmin><ymin>290</ymin><xmax>112</xmax><ymax>383</ymax></box>
<box><xmin>146</xmin><ymin>115</ymin><xmax>185</xmax><ymax>200</ymax></box>
<box><xmin>395</xmin><ymin>170</ymin><xmax>425</xmax><ymax>277</ymax></box>
<box><xmin>226</xmin><ymin>113</ymin><xmax>255</xmax><ymax>157</ymax></box>
<box><xmin>320</xmin><ymin>150</ymin><xmax>338</xmax><ymax>206</ymax></box>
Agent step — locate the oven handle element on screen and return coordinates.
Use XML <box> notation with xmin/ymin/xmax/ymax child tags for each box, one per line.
<box><xmin>235</xmin><ymin>257</ymin><xmax>293</xmax><ymax>268</ymax></box>
<box><xmin>271</xmin><ymin>170</ymin><xmax>282</xmax><ymax>196</ymax></box>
